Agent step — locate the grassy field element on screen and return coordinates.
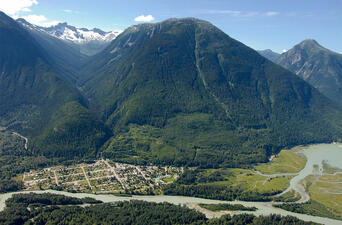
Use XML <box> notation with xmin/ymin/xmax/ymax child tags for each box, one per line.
<box><xmin>303</xmin><ymin>172</ymin><xmax>342</xmax><ymax>219</ymax></box>
<box><xmin>228</xmin><ymin>169</ymin><xmax>293</xmax><ymax>194</ymax></box>
<box><xmin>322</xmin><ymin>162</ymin><xmax>342</xmax><ymax>174</ymax></box>
<box><xmin>194</xmin><ymin>168</ymin><xmax>293</xmax><ymax>195</ymax></box>
<box><xmin>222</xmin><ymin>148</ymin><xmax>305</xmax><ymax>194</ymax></box>
<box><xmin>255</xmin><ymin>149</ymin><xmax>307</xmax><ymax>174</ymax></box>
<box><xmin>162</xmin><ymin>177</ymin><xmax>175</xmax><ymax>183</ymax></box>
<box><xmin>319</xmin><ymin>173</ymin><xmax>342</xmax><ymax>182</ymax></box>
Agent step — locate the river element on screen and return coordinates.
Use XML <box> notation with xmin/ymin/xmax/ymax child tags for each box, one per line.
<box><xmin>1</xmin><ymin>144</ymin><xmax>342</xmax><ymax>225</ymax></box>
<box><xmin>1</xmin><ymin>189</ymin><xmax>341</xmax><ymax>224</ymax></box>
<box><xmin>280</xmin><ymin>143</ymin><xmax>342</xmax><ymax>203</ymax></box>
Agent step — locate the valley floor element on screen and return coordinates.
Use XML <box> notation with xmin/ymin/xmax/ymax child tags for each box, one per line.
<box><xmin>12</xmin><ymin>142</ymin><xmax>342</xmax><ymax>222</ymax></box>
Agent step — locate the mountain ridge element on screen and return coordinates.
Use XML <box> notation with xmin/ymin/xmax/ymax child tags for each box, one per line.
<box><xmin>276</xmin><ymin>39</ymin><xmax>342</xmax><ymax>104</ymax></box>
<box><xmin>16</xmin><ymin>18</ymin><xmax>122</xmax><ymax>56</ymax></box>
<box><xmin>257</xmin><ymin>49</ymin><xmax>280</xmax><ymax>62</ymax></box>
<box><xmin>2</xmin><ymin>11</ymin><xmax>342</xmax><ymax>167</ymax></box>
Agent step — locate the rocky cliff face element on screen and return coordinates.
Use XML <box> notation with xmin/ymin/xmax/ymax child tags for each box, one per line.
<box><xmin>276</xmin><ymin>39</ymin><xmax>342</xmax><ymax>104</ymax></box>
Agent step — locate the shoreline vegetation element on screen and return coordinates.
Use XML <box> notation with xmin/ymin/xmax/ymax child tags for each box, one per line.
<box><xmin>0</xmin><ymin>192</ymin><xmax>319</xmax><ymax>225</ymax></box>
<box><xmin>198</xmin><ymin>203</ymin><xmax>257</xmax><ymax>212</ymax></box>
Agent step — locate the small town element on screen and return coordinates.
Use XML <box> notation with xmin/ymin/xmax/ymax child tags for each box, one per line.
<box><xmin>22</xmin><ymin>159</ymin><xmax>183</xmax><ymax>194</ymax></box>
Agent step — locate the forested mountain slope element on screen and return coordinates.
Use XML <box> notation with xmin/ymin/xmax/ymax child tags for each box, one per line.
<box><xmin>80</xmin><ymin>18</ymin><xmax>342</xmax><ymax>167</ymax></box>
<box><xmin>0</xmin><ymin>11</ymin><xmax>110</xmax><ymax>159</ymax></box>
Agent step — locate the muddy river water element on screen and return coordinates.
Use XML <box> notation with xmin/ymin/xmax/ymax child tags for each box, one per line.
<box><xmin>1</xmin><ymin>144</ymin><xmax>342</xmax><ymax>224</ymax></box>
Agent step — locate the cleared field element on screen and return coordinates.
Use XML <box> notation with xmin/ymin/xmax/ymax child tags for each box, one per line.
<box><xmin>196</xmin><ymin>168</ymin><xmax>293</xmax><ymax>195</ymax></box>
<box><xmin>230</xmin><ymin>169</ymin><xmax>293</xmax><ymax>194</ymax></box>
<box><xmin>255</xmin><ymin>149</ymin><xmax>306</xmax><ymax>174</ymax></box>
<box><xmin>311</xmin><ymin>192</ymin><xmax>342</xmax><ymax>218</ymax></box>
<box><xmin>319</xmin><ymin>174</ymin><xmax>342</xmax><ymax>182</ymax></box>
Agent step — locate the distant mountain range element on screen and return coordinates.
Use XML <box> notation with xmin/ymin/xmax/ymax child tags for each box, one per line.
<box><xmin>257</xmin><ymin>49</ymin><xmax>280</xmax><ymax>63</ymax></box>
<box><xmin>17</xmin><ymin>18</ymin><xmax>122</xmax><ymax>56</ymax></box>
<box><xmin>259</xmin><ymin>40</ymin><xmax>342</xmax><ymax>105</ymax></box>
<box><xmin>2</xmin><ymin>10</ymin><xmax>342</xmax><ymax>167</ymax></box>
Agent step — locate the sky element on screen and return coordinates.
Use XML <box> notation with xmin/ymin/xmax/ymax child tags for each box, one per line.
<box><xmin>0</xmin><ymin>0</ymin><xmax>341</xmax><ymax>53</ymax></box>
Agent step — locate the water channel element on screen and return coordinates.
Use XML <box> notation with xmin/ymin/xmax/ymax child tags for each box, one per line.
<box><xmin>1</xmin><ymin>144</ymin><xmax>342</xmax><ymax>225</ymax></box>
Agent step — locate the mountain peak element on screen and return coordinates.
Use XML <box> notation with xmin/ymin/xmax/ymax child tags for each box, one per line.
<box><xmin>289</xmin><ymin>38</ymin><xmax>340</xmax><ymax>56</ymax></box>
<box><xmin>276</xmin><ymin>39</ymin><xmax>342</xmax><ymax>104</ymax></box>
<box><xmin>257</xmin><ymin>49</ymin><xmax>280</xmax><ymax>62</ymax></box>
<box><xmin>298</xmin><ymin>39</ymin><xmax>322</xmax><ymax>49</ymax></box>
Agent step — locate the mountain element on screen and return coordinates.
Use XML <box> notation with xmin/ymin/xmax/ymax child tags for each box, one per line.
<box><xmin>17</xmin><ymin>19</ymin><xmax>122</xmax><ymax>56</ymax></box>
<box><xmin>257</xmin><ymin>49</ymin><xmax>280</xmax><ymax>62</ymax></box>
<box><xmin>80</xmin><ymin>18</ymin><xmax>342</xmax><ymax>167</ymax></box>
<box><xmin>276</xmin><ymin>39</ymin><xmax>342</xmax><ymax>105</ymax></box>
<box><xmin>16</xmin><ymin>18</ymin><xmax>86</xmax><ymax>83</ymax></box>
<box><xmin>0</xmin><ymin>11</ymin><xmax>110</xmax><ymax>158</ymax></box>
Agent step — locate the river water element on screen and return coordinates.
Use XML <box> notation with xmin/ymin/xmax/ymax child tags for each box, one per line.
<box><xmin>281</xmin><ymin>143</ymin><xmax>342</xmax><ymax>203</ymax></box>
<box><xmin>1</xmin><ymin>144</ymin><xmax>342</xmax><ymax>225</ymax></box>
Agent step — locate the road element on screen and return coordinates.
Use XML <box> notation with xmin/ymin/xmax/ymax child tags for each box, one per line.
<box><xmin>1</xmin><ymin>127</ymin><xmax>29</xmax><ymax>150</ymax></box>
<box><xmin>53</xmin><ymin>171</ymin><xmax>59</xmax><ymax>186</ymax></box>
<box><xmin>102</xmin><ymin>159</ymin><xmax>127</xmax><ymax>189</ymax></box>
<box><xmin>12</xmin><ymin>132</ymin><xmax>29</xmax><ymax>150</ymax></box>
<box><xmin>81</xmin><ymin>166</ymin><xmax>94</xmax><ymax>192</ymax></box>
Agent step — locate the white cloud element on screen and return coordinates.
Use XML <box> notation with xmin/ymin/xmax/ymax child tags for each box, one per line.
<box><xmin>0</xmin><ymin>0</ymin><xmax>38</xmax><ymax>17</ymax></box>
<box><xmin>282</xmin><ymin>49</ymin><xmax>288</xmax><ymax>53</ymax></box>
<box><xmin>206</xmin><ymin>9</ymin><xmax>280</xmax><ymax>18</ymax></box>
<box><xmin>207</xmin><ymin>10</ymin><xmax>241</xmax><ymax>16</ymax></box>
<box><xmin>207</xmin><ymin>10</ymin><xmax>260</xmax><ymax>17</ymax></box>
<box><xmin>0</xmin><ymin>0</ymin><xmax>59</xmax><ymax>27</ymax></box>
<box><xmin>20</xmin><ymin>14</ymin><xmax>60</xmax><ymax>27</ymax></box>
<box><xmin>265</xmin><ymin>11</ymin><xmax>279</xmax><ymax>17</ymax></box>
<box><xmin>63</xmin><ymin>9</ymin><xmax>80</xmax><ymax>14</ymax></box>
<box><xmin>134</xmin><ymin>14</ymin><xmax>154</xmax><ymax>22</ymax></box>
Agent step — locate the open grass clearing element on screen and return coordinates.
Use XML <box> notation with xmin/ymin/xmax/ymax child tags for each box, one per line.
<box><xmin>255</xmin><ymin>149</ymin><xmax>306</xmax><ymax>174</ymax></box>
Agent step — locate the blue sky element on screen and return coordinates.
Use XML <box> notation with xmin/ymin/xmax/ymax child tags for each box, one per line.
<box><xmin>1</xmin><ymin>0</ymin><xmax>341</xmax><ymax>53</ymax></box>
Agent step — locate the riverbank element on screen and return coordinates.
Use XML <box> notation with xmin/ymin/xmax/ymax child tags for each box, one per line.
<box><xmin>1</xmin><ymin>189</ymin><xmax>341</xmax><ymax>224</ymax></box>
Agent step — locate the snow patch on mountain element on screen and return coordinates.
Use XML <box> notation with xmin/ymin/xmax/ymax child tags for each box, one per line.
<box><xmin>17</xmin><ymin>19</ymin><xmax>122</xmax><ymax>44</ymax></box>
